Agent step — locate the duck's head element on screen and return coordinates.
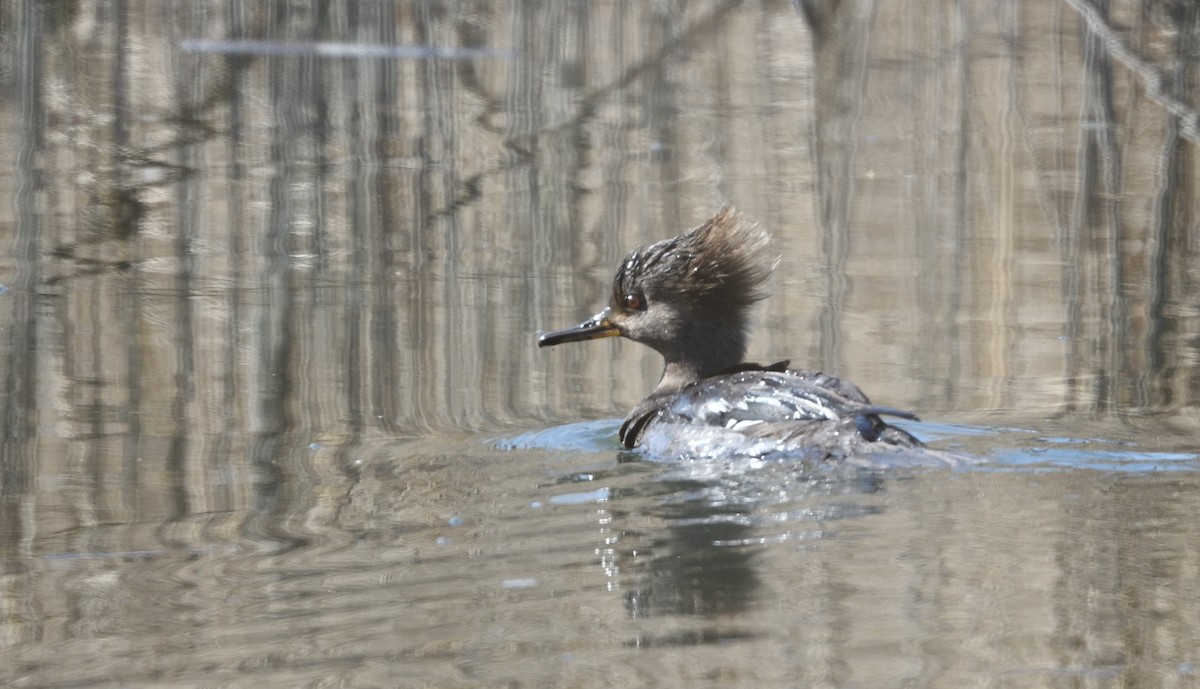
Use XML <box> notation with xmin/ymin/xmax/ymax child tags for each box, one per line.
<box><xmin>538</xmin><ymin>206</ymin><xmax>772</xmax><ymax>393</ymax></box>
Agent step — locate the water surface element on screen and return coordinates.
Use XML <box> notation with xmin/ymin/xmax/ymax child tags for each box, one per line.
<box><xmin>2</xmin><ymin>1</ymin><xmax>1199</xmax><ymax>687</ymax></box>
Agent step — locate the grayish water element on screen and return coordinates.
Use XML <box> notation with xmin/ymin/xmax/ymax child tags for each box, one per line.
<box><xmin>2</xmin><ymin>1</ymin><xmax>1200</xmax><ymax>687</ymax></box>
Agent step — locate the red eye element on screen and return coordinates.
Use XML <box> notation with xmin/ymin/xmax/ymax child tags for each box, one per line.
<box><xmin>622</xmin><ymin>293</ymin><xmax>644</xmax><ymax>310</ymax></box>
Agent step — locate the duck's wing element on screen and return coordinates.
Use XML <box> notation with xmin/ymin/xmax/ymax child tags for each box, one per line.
<box><xmin>709</xmin><ymin>362</ymin><xmax>885</xmax><ymax>407</ymax></box>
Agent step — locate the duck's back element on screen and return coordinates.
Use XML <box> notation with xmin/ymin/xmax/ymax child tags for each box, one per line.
<box><xmin>620</xmin><ymin>365</ymin><xmax>930</xmax><ymax>463</ymax></box>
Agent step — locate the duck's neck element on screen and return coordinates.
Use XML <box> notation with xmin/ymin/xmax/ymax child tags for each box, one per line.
<box><xmin>652</xmin><ymin>320</ymin><xmax>747</xmax><ymax>396</ymax></box>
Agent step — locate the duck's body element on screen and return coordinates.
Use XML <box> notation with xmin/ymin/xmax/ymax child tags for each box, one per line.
<box><xmin>620</xmin><ymin>363</ymin><xmax>924</xmax><ymax>462</ymax></box>
<box><xmin>538</xmin><ymin>207</ymin><xmax>933</xmax><ymax>463</ymax></box>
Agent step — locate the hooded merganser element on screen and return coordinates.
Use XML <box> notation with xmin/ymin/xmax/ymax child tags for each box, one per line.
<box><xmin>538</xmin><ymin>207</ymin><xmax>929</xmax><ymax>462</ymax></box>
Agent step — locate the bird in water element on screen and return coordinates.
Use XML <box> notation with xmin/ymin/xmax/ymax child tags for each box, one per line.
<box><xmin>538</xmin><ymin>207</ymin><xmax>947</xmax><ymax>464</ymax></box>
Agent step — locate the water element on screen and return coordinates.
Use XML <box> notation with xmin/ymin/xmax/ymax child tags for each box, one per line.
<box><xmin>3</xmin><ymin>1</ymin><xmax>1200</xmax><ymax>687</ymax></box>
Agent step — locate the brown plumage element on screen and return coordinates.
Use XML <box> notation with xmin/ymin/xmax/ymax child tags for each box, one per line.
<box><xmin>611</xmin><ymin>206</ymin><xmax>771</xmax><ymax>329</ymax></box>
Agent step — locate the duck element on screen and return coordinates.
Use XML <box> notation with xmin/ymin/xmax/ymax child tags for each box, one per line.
<box><xmin>538</xmin><ymin>206</ymin><xmax>935</xmax><ymax>463</ymax></box>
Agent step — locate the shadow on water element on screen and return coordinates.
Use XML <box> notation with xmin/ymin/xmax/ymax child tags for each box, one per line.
<box><xmin>610</xmin><ymin>467</ymin><xmax>890</xmax><ymax>637</ymax></box>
